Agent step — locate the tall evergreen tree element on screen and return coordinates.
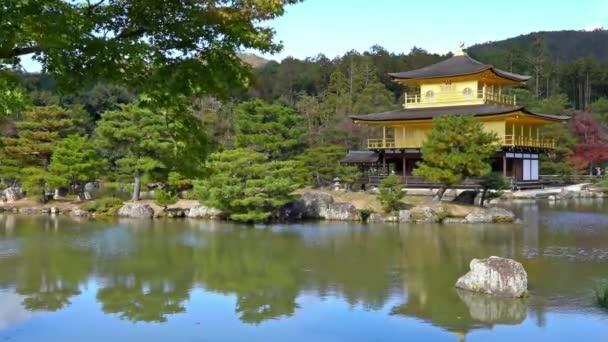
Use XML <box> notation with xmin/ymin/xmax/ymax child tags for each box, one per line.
<box><xmin>49</xmin><ymin>135</ymin><xmax>105</xmax><ymax>199</ymax></box>
<box><xmin>95</xmin><ymin>104</ymin><xmax>172</xmax><ymax>201</ymax></box>
<box><xmin>234</xmin><ymin>100</ymin><xmax>306</xmax><ymax>160</ymax></box>
<box><xmin>414</xmin><ymin>115</ymin><xmax>498</xmax><ymax>201</ymax></box>
<box><xmin>195</xmin><ymin>148</ymin><xmax>301</xmax><ymax>223</ymax></box>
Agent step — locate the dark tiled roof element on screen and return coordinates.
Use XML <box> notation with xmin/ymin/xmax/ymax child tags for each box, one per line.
<box><xmin>350</xmin><ymin>104</ymin><xmax>570</xmax><ymax>122</ymax></box>
<box><xmin>340</xmin><ymin>150</ymin><xmax>379</xmax><ymax>164</ymax></box>
<box><xmin>388</xmin><ymin>54</ymin><xmax>530</xmax><ymax>82</ymax></box>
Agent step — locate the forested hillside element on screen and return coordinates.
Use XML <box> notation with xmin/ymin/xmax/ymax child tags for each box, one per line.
<box><xmin>468</xmin><ymin>30</ymin><xmax>608</xmax><ymax>63</ymax></box>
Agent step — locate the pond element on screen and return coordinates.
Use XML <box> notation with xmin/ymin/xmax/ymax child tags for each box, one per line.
<box><xmin>0</xmin><ymin>199</ymin><xmax>607</xmax><ymax>341</ymax></box>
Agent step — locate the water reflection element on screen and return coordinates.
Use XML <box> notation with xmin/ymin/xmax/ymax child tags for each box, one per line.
<box><xmin>0</xmin><ymin>200</ymin><xmax>607</xmax><ymax>337</ymax></box>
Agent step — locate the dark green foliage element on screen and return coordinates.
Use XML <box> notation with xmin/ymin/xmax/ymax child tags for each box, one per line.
<box><xmin>155</xmin><ymin>190</ymin><xmax>178</xmax><ymax>208</ymax></box>
<box><xmin>378</xmin><ymin>174</ymin><xmax>405</xmax><ymax>213</ymax></box>
<box><xmin>80</xmin><ymin>197</ymin><xmax>123</xmax><ymax>215</ymax></box>
<box><xmin>95</xmin><ymin>103</ymin><xmax>172</xmax><ymax>201</ymax></box>
<box><xmin>1</xmin><ymin>0</ymin><xmax>301</xmax><ymax>100</ymax></box>
<box><xmin>478</xmin><ymin>173</ymin><xmax>508</xmax><ymax>206</ymax></box>
<box><xmin>359</xmin><ymin>208</ymin><xmax>374</xmax><ymax>222</ymax></box>
<box><xmin>296</xmin><ymin>145</ymin><xmax>360</xmax><ymax>187</ymax></box>
<box><xmin>1</xmin><ymin>106</ymin><xmax>82</xmax><ymax>171</ymax></box>
<box><xmin>414</xmin><ymin>115</ymin><xmax>499</xmax><ymax>201</ymax></box>
<box><xmin>49</xmin><ymin>135</ymin><xmax>105</xmax><ymax>197</ymax></box>
<box><xmin>234</xmin><ymin>100</ymin><xmax>306</xmax><ymax>160</ymax></box>
<box><xmin>195</xmin><ymin>148</ymin><xmax>301</xmax><ymax>223</ymax></box>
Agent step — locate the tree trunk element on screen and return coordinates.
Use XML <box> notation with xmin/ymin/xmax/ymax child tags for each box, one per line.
<box><xmin>433</xmin><ymin>186</ymin><xmax>448</xmax><ymax>202</ymax></box>
<box><xmin>132</xmin><ymin>170</ymin><xmax>141</xmax><ymax>201</ymax></box>
<box><xmin>480</xmin><ymin>188</ymin><xmax>488</xmax><ymax>206</ymax></box>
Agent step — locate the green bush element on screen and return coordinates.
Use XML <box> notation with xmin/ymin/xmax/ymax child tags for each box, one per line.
<box><xmin>378</xmin><ymin>174</ymin><xmax>405</xmax><ymax>213</ymax></box>
<box><xmin>80</xmin><ymin>197</ymin><xmax>123</xmax><ymax>215</ymax></box>
<box><xmin>0</xmin><ymin>183</ymin><xmax>7</xmax><ymax>191</ymax></box>
<box><xmin>595</xmin><ymin>282</ymin><xmax>608</xmax><ymax>309</ymax></box>
<box><xmin>359</xmin><ymin>208</ymin><xmax>374</xmax><ymax>222</ymax></box>
<box><xmin>154</xmin><ymin>190</ymin><xmax>178</xmax><ymax>207</ymax></box>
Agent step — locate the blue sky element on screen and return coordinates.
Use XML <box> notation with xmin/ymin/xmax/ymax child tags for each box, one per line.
<box><xmin>20</xmin><ymin>0</ymin><xmax>608</xmax><ymax>71</ymax></box>
<box><xmin>263</xmin><ymin>0</ymin><xmax>608</xmax><ymax>60</ymax></box>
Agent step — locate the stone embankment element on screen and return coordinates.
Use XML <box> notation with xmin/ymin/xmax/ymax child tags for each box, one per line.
<box><xmin>1</xmin><ymin>190</ymin><xmax>517</xmax><ymax>224</ymax></box>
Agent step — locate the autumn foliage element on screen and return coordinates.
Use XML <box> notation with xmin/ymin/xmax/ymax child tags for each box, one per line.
<box><xmin>569</xmin><ymin>112</ymin><xmax>608</xmax><ymax>171</ymax></box>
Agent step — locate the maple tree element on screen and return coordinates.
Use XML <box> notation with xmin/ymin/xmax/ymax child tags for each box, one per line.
<box><xmin>569</xmin><ymin>111</ymin><xmax>608</xmax><ymax>172</ymax></box>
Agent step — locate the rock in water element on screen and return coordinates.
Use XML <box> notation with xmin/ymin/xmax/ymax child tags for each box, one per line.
<box><xmin>487</xmin><ymin>207</ymin><xmax>515</xmax><ymax>223</ymax></box>
<box><xmin>187</xmin><ymin>205</ymin><xmax>222</xmax><ymax>219</ymax></box>
<box><xmin>465</xmin><ymin>207</ymin><xmax>516</xmax><ymax>223</ymax></box>
<box><xmin>455</xmin><ymin>256</ymin><xmax>528</xmax><ymax>298</ymax></box>
<box><xmin>70</xmin><ymin>208</ymin><xmax>91</xmax><ymax>218</ymax></box>
<box><xmin>118</xmin><ymin>203</ymin><xmax>154</xmax><ymax>219</ymax></box>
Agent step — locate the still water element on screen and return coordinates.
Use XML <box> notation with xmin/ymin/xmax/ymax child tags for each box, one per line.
<box><xmin>0</xmin><ymin>200</ymin><xmax>607</xmax><ymax>341</ymax></box>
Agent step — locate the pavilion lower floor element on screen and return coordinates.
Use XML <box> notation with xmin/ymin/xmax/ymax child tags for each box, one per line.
<box><xmin>342</xmin><ymin>148</ymin><xmax>545</xmax><ymax>182</ymax></box>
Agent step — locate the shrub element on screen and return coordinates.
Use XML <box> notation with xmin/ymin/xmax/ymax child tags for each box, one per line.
<box><xmin>80</xmin><ymin>197</ymin><xmax>123</xmax><ymax>215</ymax></box>
<box><xmin>359</xmin><ymin>208</ymin><xmax>374</xmax><ymax>222</ymax></box>
<box><xmin>378</xmin><ymin>174</ymin><xmax>405</xmax><ymax>213</ymax></box>
<box><xmin>154</xmin><ymin>190</ymin><xmax>178</xmax><ymax>207</ymax></box>
<box><xmin>595</xmin><ymin>282</ymin><xmax>608</xmax><ymax>309</ymax></box>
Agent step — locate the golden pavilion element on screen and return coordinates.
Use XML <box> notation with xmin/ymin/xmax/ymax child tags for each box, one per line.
<box><xmin>343</xmin><ymin>50</ymin><xmax>569</xmax><ymax>185</ymax></box>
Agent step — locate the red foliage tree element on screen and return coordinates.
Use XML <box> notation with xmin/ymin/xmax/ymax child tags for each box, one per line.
<box><xmin>569</xmin><ymin>111</ymin><xmax>608</xmax><ymax>171</ymax></box>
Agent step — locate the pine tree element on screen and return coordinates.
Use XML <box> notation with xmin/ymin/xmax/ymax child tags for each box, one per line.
<box><xmin>296</xmin><ymin>145</ymin><xmax>360</xmax><ymax>188</ymax></box>
<box><xmin>1</xmin><ymin>106</ymin><xmax>80</xmax><ymax>170</ymax></box>
<box><xmin>413</xmin><ymin>115</ymin><xmax>499</xmax><ymax>201</ymax></box>
<box><xmin>234</xmin><ymin>100</ymin><xmax>306</xmax><ymax>160</ymax></box>
<box><xmin>352</xmin><ymin>80</ymin><xmax>396</xmax><ymax>115</ymax></box>
<box><xmin>325</xmin><ymin>69</ymin><xmax>349</xmax><ymax>116</ymax></box>
<box><xmin>195</xmin><ymin>148</ymin><xmax>301</xmax><ymax>223</ymax></box>
<box><xmin>95</xmin><ymin>104</ymin><xmax>172</xmax><ymax>201</ymax></box>
<box><xmin>49</xmin><ymin>135</ymin><xmax>105</xmax><ymax>199</ymax></box>
<box><xmin>0</xmin><ymin>105</ymin><xmax>84</xmax><ymax>199</ymax></box>
<box><xmin>378</xmin><ymin>174</ymin><xmax>405</xmax><ymax>213</ymax></box>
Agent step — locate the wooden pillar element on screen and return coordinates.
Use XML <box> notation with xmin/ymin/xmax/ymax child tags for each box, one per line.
<box><xmin>382</xmin><ymin>126</ymin><xmax>386</xmax><ymax>148</ymax></box>
<box><xmin>382</xmin><ymin>152</ymin><xmax>386</xmax><ymax>176</ymax></box>
<box><xmin>402</xmin><ymin>150</ymin><xmax>407</xmax><ymax>177</ymax></box>
<box><xmin>502</xmin><ymin>154</ymin><xmax>507</xmax><ymax>177</ymax></box>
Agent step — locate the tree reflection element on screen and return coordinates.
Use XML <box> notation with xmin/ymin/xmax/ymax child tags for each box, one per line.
<box><xmin>95</xmin><ymin>221</ymin><xmax>194</xmax><ymax>323</ymax></box>
<box><xmin>0</xmin><ymin>216</ymin><xmax>93</xmax><ymax>312</ymax></box>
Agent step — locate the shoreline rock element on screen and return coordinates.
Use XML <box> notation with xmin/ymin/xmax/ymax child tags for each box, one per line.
<box><xmin>187</xmin><ymin>205</ymin><xmax>222</xmax><ymax>219</ymax></box>
<box><xmin>455</xmin><ymin>256</ymin><xmax>528</xmax><ymax>298</ymax></box>
<box><xmin>117</xmin><ymin>203</ymin><xmax>154</xmax><ymax>219</ymax></box>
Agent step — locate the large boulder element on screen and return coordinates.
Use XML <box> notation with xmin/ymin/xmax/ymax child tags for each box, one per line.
<box><xmin>187</xmin><ymin>205</ymin><xmax>222</xmax><ymax>219</ymax></box>
<box><xmin>70</xmin><ymin>208</ymin><xmax>91</xmax><ymax>218</ymax></box>
<box><xmin>398</xmin><ymin>210</ymin><xmax>411</xmax><ymax>222</ymax></box>
<box><xmin>3</xmin><ymin>187</ymin><xmax>23</xmax><ymax>202</ymax></box>
<box><xmin>320</xmin><ymin>202</ymin><xmax>359</xmax><ymax>221</ymax></box>
<box><xmin>118</xmin><ymin>203</ymin><xmax>154</xmax><ymax>219</ymax></box>
<box><xmin>452</xmin><ymin>190</ymin><xmax>479</xmax><ymax>205</ymax></box>
<box><xmin>455</xmin><ymin>256</ymin><xmax>528</xmax><ymax>298</ymax></box>
<box><xmin>487</xmin><ymin>207</ymin><xmax>515</xmax><ymax>223</ymax></box>
<box><xmin>299</xmin><ymin>192</ymin><xmax>334</xmax><ymax>218</ymax></box>
<box><xmin>465</xmin><ymin>210</ymin><xmax>492</xmax><ymax>223</ymax></box>
<box><xmin>409</xmin><ymin>206</ymin><xmax>439</xmax><ymax>223</ymax></box>
<box><xmin>465</xmin><ymin>207</ymin><xmax>515</xmax><ymax>223</ymax></box>
<box><xmin>277</xmin><ymin>192</ymin><xmax>361</xmax><ymax>221</ymax></box>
